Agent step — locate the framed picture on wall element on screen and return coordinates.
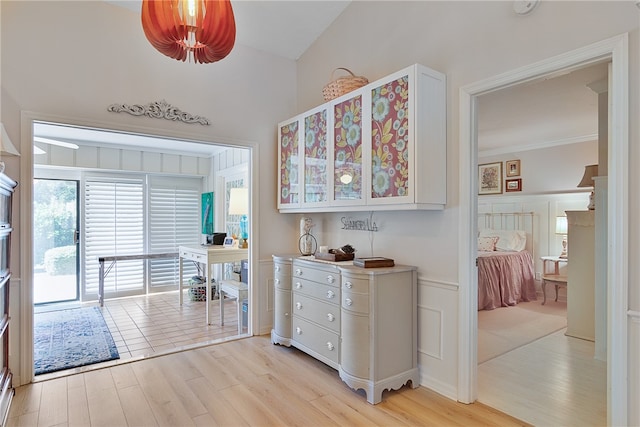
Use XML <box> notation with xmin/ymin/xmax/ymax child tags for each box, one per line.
<box><xmin>506</xmin><ymin>178</ymin><xmax>522</xmax><ymax>192</ymax></box>
<box><xmin>505</xmin><ymin>159</ymin><xmax>521</xmax><ymax>177</ymax></box>
<box><xmin>478</xmin><ymin>162</ymin><xmax>503</xmax><ymax>195</ymax></box>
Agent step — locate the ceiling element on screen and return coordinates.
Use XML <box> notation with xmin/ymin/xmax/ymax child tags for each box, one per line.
<box><xmin>35</xmin><ymin>1</ymin><xmax>607</xmax><ymax>157</ymax></box>
<box><xmin>477</xmin><ymin>61</ymin><xmax>608</xmax><ymax>156</ymax></box>
<box><xmin>33</xmin><ymin>1</ymin><xmax>352</xmax><ymax>157</ymax></box>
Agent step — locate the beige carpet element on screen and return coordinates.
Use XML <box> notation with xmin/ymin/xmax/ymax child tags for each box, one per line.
<box><xmin>478</xmin><ymin>300</ymin><xmax>567</xmax><ymax>364</ymax></box>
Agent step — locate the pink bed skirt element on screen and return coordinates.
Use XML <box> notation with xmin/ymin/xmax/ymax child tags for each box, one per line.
<box><xmin>478</xmin><ymin>250</ymin><xmax>537</xmax><ymax>310</ymax></box>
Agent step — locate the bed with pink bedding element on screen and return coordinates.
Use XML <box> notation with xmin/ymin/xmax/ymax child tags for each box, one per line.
<box><xmin>477</xmin><ymin>225</ymin><xmax>537</xmax><ymax>311</ymax></box>
<box><xmin>477</xmin><ymin>250</ymin><xmax>537</xmax><ymax>310</ymax></box>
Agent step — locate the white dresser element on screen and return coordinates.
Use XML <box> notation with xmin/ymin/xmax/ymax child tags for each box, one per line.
<box><xmin>271</xmin><ymin>256</ymin><xmax>418</xmax><ymax>404</ymax></box>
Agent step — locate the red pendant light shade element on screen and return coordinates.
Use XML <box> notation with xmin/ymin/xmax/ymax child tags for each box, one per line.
<box><xmin>141</xmin><ymin>0</ymin><xmax>236</xmax><ymax>64</ymax></box>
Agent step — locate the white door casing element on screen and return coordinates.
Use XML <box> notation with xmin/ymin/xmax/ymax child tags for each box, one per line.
<box><xmin>458</xmin><ymin>33</ymin><xmax>629</xmax><ymax>426</ymax></box>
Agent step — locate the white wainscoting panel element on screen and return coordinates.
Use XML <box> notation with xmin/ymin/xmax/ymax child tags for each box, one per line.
<box><xmin>417</xmin><ymin>275</ymin><xmax>459</xmax><ymax>400</ymax></box>
<box><xmin>142</xmin><ymin>151</ymin><xmax>162</xmax><ymax>172</ymax></box>
<box><xmin>121</xmin><ymin>150</ymin><xmax>142</xmax><ymax>171</ymax></box>
<box><xmin>76</xmin><ymin>145</ymin><xmax>99</xmax><ymax>169</ymax></box>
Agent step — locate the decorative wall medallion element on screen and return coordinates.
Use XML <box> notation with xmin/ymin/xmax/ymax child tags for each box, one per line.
<box><xmin>107</xmin><ymin>100</ymin><xmax>211</xmax><ymax>125</ymax></box>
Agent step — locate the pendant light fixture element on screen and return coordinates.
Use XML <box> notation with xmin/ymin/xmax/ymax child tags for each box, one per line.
<box><xmin>141</xmin><ymin>0</ymin><xmax>236</xmax><ymax>64</ymax></box>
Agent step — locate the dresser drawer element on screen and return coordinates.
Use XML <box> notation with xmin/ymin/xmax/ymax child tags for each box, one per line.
<box><xmin>342</xmin><ymin>291</ymin><xmax>369</xmax><ymax>314</ymax></box>
<box><xmin>292</xmin><ymin>317</ymin><xmax>339</xmax><ymax>365</ymax></box>
<box><xmin>274</xmin><ymin>273</ymin><xmax>291</xmax><ymax>290</ymax></box>
<box><xmin>342</xmin><ymin>277</ymin><xmax>369</xmax><ymax>294</ymax></box>
<box><xmin>292</xmin><ymin>263</ymin><xmax>339</xmax><ymax>286</ymax></box>
<box><xmin>293</xmin><ymin>293</ymin><xmax>340</xmax><ymax>333</ymax></box>
<box><xmin>293</xmin><ymin>279</ymin><xmax>339</xmax><ymax>303</ymax></box>
<box><xmin>273</xmin><ymin>263</ymin><xmax>291</xmax><ymax>276</ymax></box>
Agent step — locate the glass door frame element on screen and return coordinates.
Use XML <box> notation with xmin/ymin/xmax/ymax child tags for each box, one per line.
<box><xmin>32</xmin><ymin>173</ymin><xmax>81</xmax><ymax>305</ymax></box>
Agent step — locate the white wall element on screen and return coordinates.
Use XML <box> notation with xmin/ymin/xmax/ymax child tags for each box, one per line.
<box><xmin>295</xmin><ymin>0</ymin><xmax>639</xmax><ymax>420</ymax></box>
<box><xmin>479</xmin><ymin>140</ymin><xmax>598</xmax><ymax>195</ymax></box>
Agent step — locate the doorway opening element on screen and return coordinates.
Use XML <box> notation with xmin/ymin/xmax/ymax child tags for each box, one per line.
<box><xmin>459</xmin><ymin>33</ymin><xmax>629</xmax><ymax>425</ymax></box>
<box><xmin>28</xmin><ymin>119</ymin><xmax>255</xmax><ymax>379</ymax></box>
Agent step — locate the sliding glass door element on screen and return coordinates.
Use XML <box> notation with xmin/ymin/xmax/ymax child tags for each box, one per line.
<box><xmin>33</xmin><ymin>179</ymin><xmax>79</xmax><ymax>304</ymax></box>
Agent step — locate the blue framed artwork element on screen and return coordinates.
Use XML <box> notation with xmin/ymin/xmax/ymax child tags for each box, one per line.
<box><xmin>201</xmin><ymin>192</ymin><xmax>214</xmax><ymax>235</ymax></box>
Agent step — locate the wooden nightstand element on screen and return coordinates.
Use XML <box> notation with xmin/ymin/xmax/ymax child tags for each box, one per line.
<box><xmin>540</xmin><ymin>256</ymin><xmax>568</xmax><ymax>305</ymax></box>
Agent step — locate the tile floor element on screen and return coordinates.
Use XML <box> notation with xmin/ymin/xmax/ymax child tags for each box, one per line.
<box><xmin>102</xmin><ymin>291</ymin><xmax>247</xmax><ymax>360</ymax></box>
<box><xmin>34</xmin><ymin>290</ymin><xmax>247</xmax><ymax>379</ymax></box>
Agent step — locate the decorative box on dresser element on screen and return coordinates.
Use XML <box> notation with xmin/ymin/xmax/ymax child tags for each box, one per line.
<box><xmin>271</xmin><ymin>256</ymin><xmax>418</xmax><ymax>404</ymax></box>
<box><xmin>566</xmin><ymin>210</ymin><xmax>595</xmax><ymax>342</ymax></box>
<box><xmin>0</xmin><ymin>170</ymin><xmax>17</xmax><ymax>426</ymax></box>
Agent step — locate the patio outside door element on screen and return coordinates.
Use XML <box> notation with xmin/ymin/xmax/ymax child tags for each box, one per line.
<box><xmin>33</xmin><ymin>179</ymin><xmax>79</xmax><ymax>304</ymax></box>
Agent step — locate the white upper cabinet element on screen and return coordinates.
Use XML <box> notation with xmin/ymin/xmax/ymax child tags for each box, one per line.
<box><xmin>277</xmin><ymin>64</ymin><xmax>446</xmax><ymax>213</ymax></box>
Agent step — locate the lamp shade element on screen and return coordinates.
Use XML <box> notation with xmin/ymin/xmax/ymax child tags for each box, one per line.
<box><xmin>0</xmin><ymin>124</ymin><xmax>20</xmax><ymax>156</ymax></box>
<box><xmin>141</xmin><ymin>0</ymin><xmax>236</xmax><ymax>64</ymax></box>
<box><xmin>577</xmin><ymin>164</ymin><xmax>598</xmax><ymax>188</ymax></box>
<box><xmin>555</xmin><ymin>216</ymin><xmax>568</xmax><ymax>235</ymax></box>
<box><xmin>228</xmin><ymin>188</ymin><xmax>248</xmax><ymax>215</ymax></box>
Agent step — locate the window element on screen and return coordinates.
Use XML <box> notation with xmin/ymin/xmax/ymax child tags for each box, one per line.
<box><xmin>83</xmin><ymin>173</ymin><xmax>202</xmax><ymax>300</ymax></box>
<box><xmin>84</xmin><ymin>175</ymin><xmax>145</xmax><ymax>300</ymax></box>
<box><xmin>148</xmin><ymin>176</ymin><xmax>200</xmax><ymax>292</ymax></box>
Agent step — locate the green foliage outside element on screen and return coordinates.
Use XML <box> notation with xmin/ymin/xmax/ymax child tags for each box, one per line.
<box><xmin>43</xmin><ymin>245</ymin><xmax>76</xmax><ymax>275</ymax></box>
<box><xmin>33</xmin><ymin>180</ymin><xmax>76</xmax><ymax>266</ymax></box>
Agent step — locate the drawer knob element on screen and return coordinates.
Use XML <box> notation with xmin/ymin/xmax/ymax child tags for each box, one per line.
<box><xmin>327</xmin><ymin>342</ymin><xmax>334</xmax><ymax>351</ymax></box>
<box><xmin>326</xmin><ymin>275</ymin><xmax>335</xmax><ymax>284</ymax></box>
<box><xmin>295</xmin><ymin>268</ymin><xmax>303</xmax><ymax>276</ymax></box>
<box><xmin>274</xmin><ymin>278</ymin><xmax>280</xmax><ymax>285</ymax></box>
<box><xmin>327</xmin><ymin>313</ymin><xmax>334</xmax><ymax>322</ymax></box>
<box><xmin>326</xmin><ymin>290</ymin><xmax>335</xmax><ymax>299</ymax></box>
<box><xmin>275</xmin><ymin>265</ymin><xmax>280</xmax><ymax>272</ymax></box>
<box><xmin>296</xmin><ymin>302</ymin><xmax>302</xmax><ymax>310</ymax></box>
<box><xmin>296</xmin><ymin>327</ymin><xmax>302</xmax><ymax>335</ymax></box>
<box><xmin>295</xmin><ymin>282</ymin><xmax>302</xmax><ymax>289</ymax></box>
<box><xmin>284</xmin><ymin>312</ymin><xmax>290</xmax><ymax>317</ymax></box>
<box><xmin>345</xmin><ymin>281</ymin><xmax>353</xmax><ymax>289</ymax></box>
<box><xmin>345</xmin><ymin>298</ymin><xmax>353</xmax><ymax>306</ymax></box>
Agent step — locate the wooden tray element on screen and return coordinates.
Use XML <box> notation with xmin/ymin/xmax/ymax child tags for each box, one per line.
<box><xmin>314</xmin><ymin>252</ymin><xmax>355</xmax><ymax>262</ymax></box>
<box><xmin>353</xmin><ymin>257</ymin><xmax>395</xmax><ymax>268</ymax></box>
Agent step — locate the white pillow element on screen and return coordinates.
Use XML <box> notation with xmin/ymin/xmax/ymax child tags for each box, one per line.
<box><xmin>478</xmin><ymin>236</ymin><xmax>498</xmax><ymax>252</ymax></box>
<box><xmin>479</xmin><ymin>229</ymin><xmax>527</xmax><ymax>252</ymax></box>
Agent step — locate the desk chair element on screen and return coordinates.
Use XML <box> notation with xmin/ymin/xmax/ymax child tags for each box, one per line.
<box><xmin>219</xmin><ymin>279</ymin><xmax>248</xmax><ymax>334</ymax></box>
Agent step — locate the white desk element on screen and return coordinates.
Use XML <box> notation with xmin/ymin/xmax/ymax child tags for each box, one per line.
<box><xmin>179</xmin><ymin>245</ymin><xmax>248</xmax><ymax>324</ymax></box>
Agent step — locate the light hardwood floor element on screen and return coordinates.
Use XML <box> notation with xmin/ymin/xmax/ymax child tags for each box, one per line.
<box><xmin>478</xmin><ymin>328</ymin><xmax>606</xmax><ymax>426</ymax></box>
<box><xmin>10</xmin><ymin>335</ymin><xmax>529</xmax><ymax>427</ymax></box>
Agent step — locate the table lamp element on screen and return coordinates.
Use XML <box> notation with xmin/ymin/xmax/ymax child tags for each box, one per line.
<box><xmin>555</xmin><ymin>215</ymin><xmax>568</xmax><ymax>259</ymax></box>
<box><xmin>228</xmin><ymin>187</ymin><xmax>249</xmax><ymax>248</ymax></box>
<box><xmin>577</xmin><ymin>164</ymin><xmax>598</xmax><ymax>210</ymax></box>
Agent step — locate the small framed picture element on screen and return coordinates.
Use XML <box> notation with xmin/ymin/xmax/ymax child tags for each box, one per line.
<box><xmin>479</xmin><ymin>162</ymin><xmax>503</xmax><ymax>195</ymax></box>
<box><xmin>505</xmin><ymin>178</ymin><xmax>522</xmax><ymax>192</ymax></box>
<box><xmin>223</xmin><ymin>236</ymin><xmax>237</xmax><ymax>248</ymax></box>
<box><xmin>505</xmin><ymin>159</ymin><xmax>521</xmax><ymax>177</ymax></box>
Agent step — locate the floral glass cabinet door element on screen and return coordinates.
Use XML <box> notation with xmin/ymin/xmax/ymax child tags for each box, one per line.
<box><xmin>370</xmin><ymin>73</ymin><xmax>412</xmax><ymax>204</ymax></box>
<box><xmin>303</xmin><ymin>107</ymin><xmax>328</xmax><ymax>205</ymax></box>
<box><xmin>333</xmin><ymin>94</ymin><xmax>363</xmax><ymax>203</ymax></box>
<box><xmin>278</xmin><ymin>119</ymin><xmax>300</xmax><ymax>208</ymax></box>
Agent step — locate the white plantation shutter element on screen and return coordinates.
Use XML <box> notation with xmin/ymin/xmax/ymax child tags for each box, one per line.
<box><xmin>148</xmin><ymin>176</ymin><xmax>201</xmax><ymax>290</ymax></box>
<box><xmin>84</xmin><ymin>176</ymin><xmax>145</xmax><ymax>300</ymax></box>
